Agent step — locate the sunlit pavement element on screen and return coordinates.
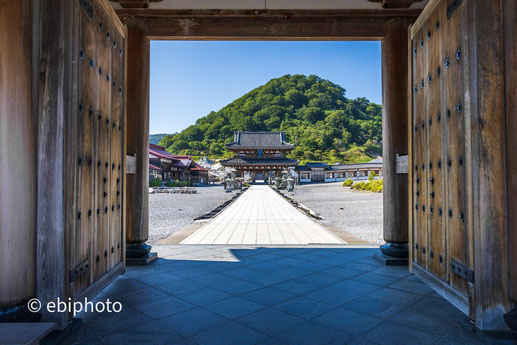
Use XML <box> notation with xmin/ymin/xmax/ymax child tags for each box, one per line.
<box><xmin>181</xmin><ymin>186</ymin><xmax>344</xmax><ymax>245</ymax></box>
<box><xmin>42</xmin><ymin>245</ymin><xmax>508</xmax><ymax>345</ymax></box>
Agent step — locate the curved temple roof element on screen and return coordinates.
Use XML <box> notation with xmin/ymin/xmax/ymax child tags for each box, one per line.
<box><xmin>226</xmin><ymin>131</ymin><xmax>294</xmax><ymax>150</ymax></box>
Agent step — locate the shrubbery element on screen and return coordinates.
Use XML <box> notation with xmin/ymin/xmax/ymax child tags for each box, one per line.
<box><xmin>149</xmin><ymin>178</ymin><xmax>161</xmax><ymax>187</ymax></box>
<box><xmin>164</xmin><ymin>181</ymin><xmax>191</xmax><ymax>187</ymax></box>
<box><xmin>350</xmin><ymin>179</ymin><xmax>383</xmax><ymax>193</ymax></box>
<box><xmin>342</xmin><ymin>179</ymin><xmax>353</xmax><ymax>187</ymax></box>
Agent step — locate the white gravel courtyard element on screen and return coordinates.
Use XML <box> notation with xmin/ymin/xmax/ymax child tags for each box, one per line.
<box><xmin>284</xmin><ymin>182</ymin><xmax>384</xmax><ymax>245</ymax></box>
<box><xmin>148</xmin><ymin>185</ymin><xmax>234</xmax><ymax>243</ymax></box>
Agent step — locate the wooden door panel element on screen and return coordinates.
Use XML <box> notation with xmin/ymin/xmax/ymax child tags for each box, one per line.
<box><xmin>69</xmin><ymin>0</ymin><xmax>125</xmax><ymax>299</ymax></box>
<box><xmin>410</xmin><ymin>0</ymin><xmax>468</xmax><ymax>294</ymax></box>
<box><xmin>443</xmin><ymin>0</ymin><xmax>468</xmax><ymax>295</ymax></box>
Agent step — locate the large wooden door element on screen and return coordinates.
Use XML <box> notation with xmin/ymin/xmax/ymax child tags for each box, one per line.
<box><xmin>410</xmin><ymin>0</ymin><xmax>472</xmax><ymax>309</ymax></box>
<box><xmin>69</xmin><ymin>0</ymin><xmax>126</xmax><ymax>299</ymax></box>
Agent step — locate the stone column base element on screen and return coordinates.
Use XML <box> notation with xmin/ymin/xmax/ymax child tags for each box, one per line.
<box><xmin>373</xmin><ymin>243</ymin><xmax>409</xmax><ymax>266</ymax></box>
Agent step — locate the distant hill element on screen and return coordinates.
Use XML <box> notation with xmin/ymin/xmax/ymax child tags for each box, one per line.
<box><xmin>149</xmin><ymin>134</ymin><xmax>168</xmax><ymax>145</ymax></box>
<box><xmin>158</xmin><ymin>74</ymin><xmax>382</xmax><ymax>164</ymax></box>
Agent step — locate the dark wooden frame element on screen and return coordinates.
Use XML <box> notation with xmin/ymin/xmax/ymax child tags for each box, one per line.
<box><xmin>116</xmin><ymin>9</ymin><xmax>420</xmax><ymax>40</ymax></box>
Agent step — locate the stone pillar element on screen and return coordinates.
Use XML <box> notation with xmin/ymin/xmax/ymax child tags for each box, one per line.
<box><xmin>379</xmin><ymin>18</ymin><xmax>409</xmax><ymax>261</ymax></box>
<box><xmin>124</xmin><ymin>18</ymin><xmax>155</xmax><ymax>263</ymax></box>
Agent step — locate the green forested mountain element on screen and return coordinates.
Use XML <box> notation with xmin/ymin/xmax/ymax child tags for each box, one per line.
<box><xmin>150</xmin><ymin>134</ymin><xmax>169</xmax><ymax>145</ymax></box>
<box><xmin>158</xmin><ymin>74</ymin><xmax>382</xmax><ymax>164</ymax></box>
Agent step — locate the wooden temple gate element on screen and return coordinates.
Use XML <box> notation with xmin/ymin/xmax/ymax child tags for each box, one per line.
<box><xmin>0</xmin><ymin>0</ymin><xmax>516</xmax><ymax>332</ymax></box>
<box><xmin>408</xmin><ymin>0</ymin><xmax>516</xmax><ymax>329</ymax></box>
<box><xmin>1</xmin><ymin>0</ymin><xmax>126</xmax><ymax>327</ymax></box>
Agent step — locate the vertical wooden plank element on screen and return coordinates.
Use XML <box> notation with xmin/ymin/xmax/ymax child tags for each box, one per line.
<box><xmin>413</xmin><ymin>26</ymin><xmax>428</xmax><ymax>267</ymax></box>
<box><xmin>0</xmin><ymin>0</ymin><xmax>36</xmax><ymax>312</ymax></box>
<box><xmin>443</xmin><ymin>0</ymin><xmax>468</xmax><ymax>297</ymax></box>
<box><xmin>426</xmin><ymin>2</ymin><xmax>446</xmax><ymax>280</ymax></box>
<box><xmin>503</xmin><ymin>0</ymin><xmax>517</xmax><ymax>304</ymax></box>
<box><xmin>408</xmin><ymin>24</ymin><xmax>414</xmax><ymax>274</ymax></box>
<box><xmin>37</xmin><ymin>0</ymin><xmax>74</xmax><ymax>329</ymax></box>
<box><xmin>74</xmin><ymin>0</ymin><xmax>95</xmax><ymax>297</ymax></box>
<box><xmin>95</xmin><ymin>4</ymin><xmax>110</xmax><ymax>279</ymax></box>
<box><xmin>469</xmin><ymin>0</ymin><xmax>510</xmax><ymax>330</ymax></box>
<box><xmin>110</xmin><ymin>26</ymin><xmax>122</xmax><ymax>268</ymax></box>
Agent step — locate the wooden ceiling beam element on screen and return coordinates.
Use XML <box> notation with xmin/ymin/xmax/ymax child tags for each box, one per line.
<box><xmin>115</xmin><ymin>9</ymin><xmax>420</xmax><ymax>40</ymax></box>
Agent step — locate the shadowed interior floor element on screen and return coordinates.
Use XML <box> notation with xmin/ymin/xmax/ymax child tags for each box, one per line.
<box><xmin>42</xmin><ymin>245</ymin><xmax>516</xmax><ymax>345</ymax></box>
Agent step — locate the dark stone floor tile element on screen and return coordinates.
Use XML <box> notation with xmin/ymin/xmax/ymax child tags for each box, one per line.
<box><xmin>222</xmin><ymin>266</ymin><xmax>263</xmax><ymax>278</ymax></box>
<box><xmin>240</xmin><ymin>287</ymin><xmax>297</xmax><ymax>307</ymax></box>
<box><xmin>274</xmin><ymin>296</ymin><xmax>336</xmax><ymax>320</ymax></box>
<box><xmin>236</xmin><ymin>308</ymin><xmax>305</xmax><ymax>336</ymax></box>
<box><xmin>193</xmin><ymin>320</ymin><xmax>268</xmax><ymax>345</ymax></box>
<box><xmin>340</xmin><ymin>262</ymin><xmax>380</xmax><ymax>272</ymax></box>
<box><xmin>158</xmin><ymin>307</ymin><xmax>227</xmax><ymax>336</ymax></box>
<box><xmin>155</xmin><ymin>278</ymin><xmax>209</xmax><ymax>295</ymax></box>
<box><xmin>273</xmin><ymin>257</ymin><xmax>307</xmax><ymax>267</ymax></box>
<box><xmin>370</xmin><ymin>266</ymin><xmax>411</xmax><ymax>279</ymax></box>
<box><xmin>132</xmin><ymin>296</ymin><xmax>195</xmax><ymax>319</ymax></box>
<box><xmin>272</xmin><ymin>279</ymin><xmax>322</xmax><ymax>295</ymax></box>
<box><xmin>436</xmin><ymin>326</ymin><xmax>487</xmax><ymax>345</ymax></box>
<box><xmin>205</xmin><ymin>296</ymin><xmax>265</xmax><ymax>319</ymax></box>
<box><xmin>350</xmin><ymin>272</ymin><xmax>402</xmax><ymax>287</ymax></box>
<box><xmin>176</xmin><ymin>286</ymin><xmax>233</xmax><ymax>306</ymax></box>
<box><xmin>365</xmin><ymin>287</ymin><xmax>424</xmax><ymax>307</ymax></box>
<box><xmin>290</xmin><ymin>252</ymin><xmax>324</xmax><ymax>262</ymax></box>
<box><xmin>319</xmin><ymin>267</ymin><xmax>363</xmax><ymax>279</ymax></box>
<box><xmin>341</xmin><ymin>296</ymin><xmax>404</xmax><ymax>319</ymax></box>
<box><xmin>132</xmin><ymin>272</ymin><xmax>183</xmax><ymax>286</ymax></box>
<box><xmin>102</xmin><ymin>276</ymin><xmax>150</xmax><ymax>296</ymax></box>
<box><xmin>328</xmin><ymin>279</ymin><xmax>380</xmax><ymax>296</ymax></box>
<box><xmin>387</xmin><ymin>279</ymin><xmax>436</xmax><ymax>295</ymax></box>
<box><xmin>314</xmin><ymin>308</ymin><xmax>383</xmax><ymax>337</ymax></box>
<box><xmin>305</xmin><ymin>287</ymin><xmax>356</xmax><ymax>307</ymax></box>
<box><xmin>214</xmin><ymin>279</ymin><xmax>263</xmax><ymax>295</ymax></box>
<box><xmin>297</xmin><ymin>272</ymin><xmax>345</xmax><ymax>286</ymax></box>
<box><xmin>104</xmin><ymin>286</ymin><xmax>171</xmax><ymax>306</ymax></box>
<box><xmin>80</xmin><ymin>305</ymin><xmax>151</xmax><ymax>335</ymax></box>
<box><xmin>275</xmin><ymin>320</ymin><xmax>353</xmax><ymax>345</ymax></box>
<box><xmin>365</xmin><ymin>321</ymin><xmax>442</xmax><ymax>345</ymax></box>
<box><xmin>99</xmin><ymin>319</ymin><xmax>195</xmax><ymax>345</ymax></box>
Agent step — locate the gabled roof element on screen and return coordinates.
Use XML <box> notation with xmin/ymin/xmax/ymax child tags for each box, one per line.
<box><xmin>191</xmin><ymin>162</ymin><xmax>209</xmax><ymax>171</ymax></box>
<box><xmin>295</xmin><ymin>162</ymin><xmax>329</xmax><ymax>171</ymax></box>
<box><xmin>149</xmin><ymin>143</ymin><xmax>180</xmax><ymax>161</ymax></box>
<box><xmin>306</xmin><ymin>162</ymin><xmax>330</xmax><ymax>168</ymax></box>
<box><xmin>226</xmin><ymin>131</ymin><xmax>294</xmax><ymax>149</ymax></box>
<box><xmin>220</xmin><ymin>157</ymin><xmax>298</xmax><ymax>166</ymax></box>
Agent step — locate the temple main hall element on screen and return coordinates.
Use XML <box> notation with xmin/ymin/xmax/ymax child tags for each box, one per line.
<box><xmin>220</xmin><ymin>131</ymin><xmax>298</xmax><ymax>182</ymax></box>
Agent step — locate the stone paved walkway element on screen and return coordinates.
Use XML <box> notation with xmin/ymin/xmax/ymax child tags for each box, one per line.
<box><xmin>45</xmin><ymin>245</ymin><xmax>512</xmax><ymax>345</ymax></box>
<box><xmin>181</xmin><ymin>186</ymin><xmax>344</xmax><ymax>245</ymax></box>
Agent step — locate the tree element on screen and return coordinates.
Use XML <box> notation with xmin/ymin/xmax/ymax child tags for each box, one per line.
<box><xmin>157</xmin><ymin>74</ymin><xmax>382</xmax><ymax>163</ymax></box>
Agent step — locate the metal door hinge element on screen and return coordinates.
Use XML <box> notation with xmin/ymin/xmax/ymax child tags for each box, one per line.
<box><xmin>450</xmin><ymin>258</ymin><xmax>474</xmax><ymax>284</ymax></box>
<box><xmin>69</xmin><ymin>259</ymin><xmax>89</xmax><ymax>283</ymax></box>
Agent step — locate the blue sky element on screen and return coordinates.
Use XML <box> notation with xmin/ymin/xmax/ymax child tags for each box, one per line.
<box><xmin>150</xmin><ymin>41</ymin><xmax>381</xmax><ymax>134</ymax></box>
